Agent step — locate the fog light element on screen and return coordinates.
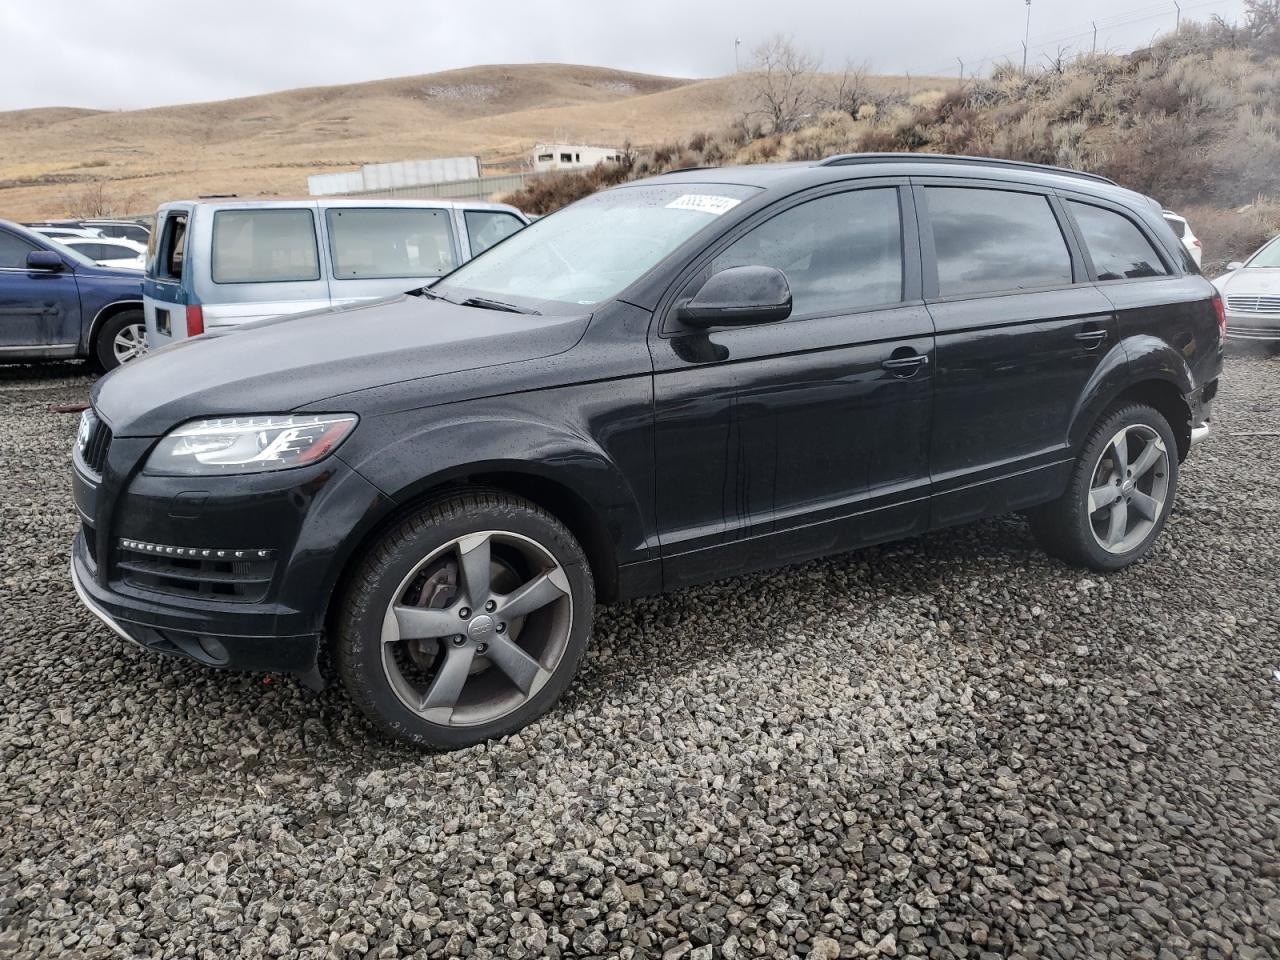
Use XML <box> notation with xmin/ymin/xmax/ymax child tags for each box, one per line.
<box><xmin>197</xmin><ymin>636</ymin><xmax>230</xmax><ymax>665</ymax></box>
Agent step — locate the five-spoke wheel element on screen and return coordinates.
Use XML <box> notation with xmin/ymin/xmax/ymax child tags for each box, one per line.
<box><xmin>337</xmin><ymin>491</ymin><xmax>593</xmax><ymax>748</ymax></box>
<box><xmin>1030</xmin><ymin>402</ymin><xmax>1179</xmax><ymax>571</ymax></box>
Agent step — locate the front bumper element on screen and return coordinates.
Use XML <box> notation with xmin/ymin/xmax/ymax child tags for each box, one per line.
<box><xmin>1225</xmin><ymin>313</ymin><xmax>1280</xmax><ymax>342</ymax></box>
<box><xmin>71</xmin><ymin>532</ymin><xmax>323</xmax><ymax>677</ymax></box>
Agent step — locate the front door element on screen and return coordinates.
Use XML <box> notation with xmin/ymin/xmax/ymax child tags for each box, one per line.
<box><xmin>0</xmin><ymin>229</ymin><xmax>81</xmax><ymax>357</ymax></box>
<box><xmin>916</xmin><ymin>182</ymin><xmax>1120</xmax><ymax>527</ymax></box>
<box><xmin>650</xmin><ymin>184</ymin><xmax>936</xmax><ymax>589</ymax></box>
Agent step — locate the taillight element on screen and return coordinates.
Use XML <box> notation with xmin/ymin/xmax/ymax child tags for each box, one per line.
<box><xmin>186</xmin><ymin>304</ymin><xmax>204</xmax><ymax>337</ymax></box>
<box><xmin>1212</xmin><ymin>293</ymin><xmax>1227</xmax><ymax>339</ymax></box>
<box><xmin>1192</xmin><ymin>239</ymin><xmax>1202</xmax><ymax>248</ymax></box>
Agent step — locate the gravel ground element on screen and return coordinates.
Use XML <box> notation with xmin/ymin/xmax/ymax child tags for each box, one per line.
<box><xmin>2</xmin><ymin>354</ymin><xmax>1279</xmax><ymax>960</ymax></box>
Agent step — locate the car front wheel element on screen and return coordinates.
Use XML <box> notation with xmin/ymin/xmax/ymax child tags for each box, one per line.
<box><xmin>1029</xmin><ymin>403</ymin><xmax>1179</xmax><ymax>571</ymax></box>
<box><xmin>336</xmin><ymin>490</ymin><xmax>594</xmax><ymax>749</ymax></box>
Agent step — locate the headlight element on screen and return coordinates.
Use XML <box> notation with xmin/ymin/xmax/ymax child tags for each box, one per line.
<box><xmin>145</xmin><ymin>414</ymin><xmax>358</xmax><ymax>476</ymax></box>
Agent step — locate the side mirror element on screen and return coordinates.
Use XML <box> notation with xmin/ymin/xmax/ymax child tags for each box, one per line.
<box><xmin>26</xmin><ymin>250</ymin><xmax>66</xmax><ymax>271</ymax></box>
<box><xmin>1226</xmin><ymin>261</ymin><xmax>1244</xmax><ymax>271</ymax></box>
<box><xmin>676</xmin><ymin>265</ymin><xmax>792</xmax><ymax>328</ymax></box>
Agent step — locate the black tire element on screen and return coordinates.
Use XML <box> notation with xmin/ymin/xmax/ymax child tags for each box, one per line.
<box><xmin>335</xmin><ymin>490</ymin><xmax>594</xmax><ymax>749</ymax></box>
<box><xmin>1028</xmin><ymin>403</ymin><xmax>1179</xmax><ymax>571</ymax></box>
<box><xmin>93</xmin><ymin>308</ymin><xmax>146</xmax><ymax>371</ymax></box>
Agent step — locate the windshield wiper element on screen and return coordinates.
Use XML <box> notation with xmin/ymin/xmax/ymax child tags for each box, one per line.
<box><xmin>458</xmin><ymin>296</ymin><xmax>539</xmax><ymax>315</ymax></box>
<box><xmin>412</xmin><ymin>286</ymin><xmax>451</xmax><ymax>301</ymax></box>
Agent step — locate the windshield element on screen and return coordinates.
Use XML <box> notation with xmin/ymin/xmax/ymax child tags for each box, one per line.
<box><xmin>435</xmin><ymin>183</ymin><xmax>760</xmax><ymax>306</ymax></box>
<box><xmin>1246</xmin><ymin>236</ymin><xmax>1280</xmax><ymax>268</ymax></box>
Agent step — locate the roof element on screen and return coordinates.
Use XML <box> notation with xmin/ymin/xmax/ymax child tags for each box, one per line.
<box><xmin>154</xmin><ymin>197</ymin><xmax>523</xmax><ymax>213</ymax></box>
<box><xmin>649</xmin><ymin>153</ymin><xmax>1146</xmax><ymax>205</ymax></box>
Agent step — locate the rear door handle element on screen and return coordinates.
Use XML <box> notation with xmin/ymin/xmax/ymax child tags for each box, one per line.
<box><xmin>1074</xmin><ymin>329</ymin><xmax>1108</xmax><ymax>349</ymax></box>
<box><xmin>882</xmin><ymin>353</ymin><xmax>929</xmax><ymax>377</ymax></box>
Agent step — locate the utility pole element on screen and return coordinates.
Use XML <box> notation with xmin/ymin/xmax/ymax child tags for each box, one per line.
<box><xmin>957</xmin><ymin>57</ymin><xmax>965</xmax><ymax>81</ymax></box>
<box><xmin>1174</xmin><ymin>1</ymin><xmax>1182</xmax><ymax>31</ymax></box>
<box><xmin>1023</xmin><ymin>0</ymin><xmax>1032</xmax><ymax>73</ymax></box>
<box><xmin>735</xmin><ymin>38</ymin><xmax>742</xmax><ymax>73</ymax></box>
<box><xmin>1092</xmin><ymin>20</ymin><xmax>1098</xmax><ymax>54</ymax></box>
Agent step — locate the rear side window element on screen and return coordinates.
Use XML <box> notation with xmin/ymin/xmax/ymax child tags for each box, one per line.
<box><xmin>927</xmin><ymin>187</ymin><xmax>1073</xmax><ymax>296</ymax></box>
<box><xmin>326</xmin><ymin>207</ymin><xmax>456</xmax><ymax>280</ymax></box>
<box><xmin>152</xmin><ymin>212</ymin><xmax>188</xmax><ymax>281</ymax></box>
<box><xmin>709</xmin><ymin>188</ymin><xmax>904</xmax><ymax>317</ymax></box>
<box><xmin>212</xmin><ymin>209</ymin><xmax>320</xmax><ymax>284</ymax></box>
<box><xmin>465</xmin><ymin>210</ymin><xmax>524</xmax><ymax>257</ymax></box>
<box><xmin>0</xmin><ymin>231</ymin><xmax>37</xmax><ymax>268</ymax></box>
<box><xmin>1070</xmin><ymin>202</ymin><xmax>1169</xmax><ymax>281</ymax></box>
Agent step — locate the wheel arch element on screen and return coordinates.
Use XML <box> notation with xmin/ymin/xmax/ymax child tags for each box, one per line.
<box><xmin>1069</xmin><ymin>336</ymin><xmax>1194</xmax><ymax>461</ymax></box>
<box><xmin>86</xmin><ymin>298</ymin><xmax>144</xmax><ymax>356</ymax></box>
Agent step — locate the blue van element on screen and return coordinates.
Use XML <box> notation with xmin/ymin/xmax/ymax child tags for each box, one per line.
<box><xmin>143</xmin><ymin>198</ymin><xmax>528</xmax><ymax>346</ymax></box>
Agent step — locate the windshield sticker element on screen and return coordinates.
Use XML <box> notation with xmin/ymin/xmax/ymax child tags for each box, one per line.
<box><xmin>665</xmin><ymin>194</ymin><xmax>742</xmax><ymax>216</ymax></box>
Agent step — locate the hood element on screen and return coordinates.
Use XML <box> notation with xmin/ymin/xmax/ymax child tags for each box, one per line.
<box><xmin>1214</xmin><ymin>268</ymin><xmax>1280</xmax><ymax>296</ymax></box>
<box><xmin>92</xmin><ymin>294</ymin><xmax>590</xmax><ymax>437</ymax></box>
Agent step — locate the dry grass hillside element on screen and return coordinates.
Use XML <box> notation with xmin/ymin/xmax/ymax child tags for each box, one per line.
<box><xmin>0</xmin><ymin>62</ymin><xmax>941</xmax><ymax>221</ymax></box>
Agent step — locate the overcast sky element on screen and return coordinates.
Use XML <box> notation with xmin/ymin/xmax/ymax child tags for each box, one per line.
<box><xmin>0</xmin><ymin>0</ymin><xmax>1252</xmax><ymax>112</ymax></box>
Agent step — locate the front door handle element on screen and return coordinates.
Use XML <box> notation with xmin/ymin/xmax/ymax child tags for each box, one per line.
<box><xmin>1074</xmin><ymin>328</ymin><xmax>1108</xmax><ymax>350</ymax></box>
<box><xmin>882</xmin><ymin>352</ymin><xmax>929</xmax><ymax>378</ymax></box>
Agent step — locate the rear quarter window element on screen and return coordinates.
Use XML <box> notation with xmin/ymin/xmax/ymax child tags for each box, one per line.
<box><xmin>1068</xmin><ymin>201</ymin><xmax>1169</xmax><ymax>281</ymax></box>
<box><xmin>151</xmin><ymin>212</ymin><xmax>189</xmax><ymax>281</ymax></box>
<box><xmin>212</xmin><ymin>209</ymin><xmax>320</xmax><ymax>284</ymax></box>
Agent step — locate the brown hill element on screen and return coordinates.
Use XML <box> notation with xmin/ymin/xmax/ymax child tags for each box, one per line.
<box><xmin>0</xmin><ymin>62</ymin><xmax>938</xmax><ymax>220</ymax></box>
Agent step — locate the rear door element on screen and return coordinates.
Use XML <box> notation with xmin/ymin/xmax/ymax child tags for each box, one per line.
<box><xmin>917</xmin><ymin>180</ymin><xmax>1119</xmax><ymax>528</ymax></box>
<box><xmin>651</xmin><ymin>182</ymin><xmax>936</xmax><ymax>587</ymax></box>
<box><xmin>0</xmin><ymin>228</ymin><xmax>81</xmax><ymax>357</ymax></box>
<box><xmin>323</xmin><ymin>204</ymin><xmax>461</xmax><ymax>305</ymax></box>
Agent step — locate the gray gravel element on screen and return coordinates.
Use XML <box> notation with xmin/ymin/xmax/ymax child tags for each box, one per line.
<box><xmin>2</xmin><ymin>353</ymin><xmax>1279</xmax><ymax>960</ymax></box>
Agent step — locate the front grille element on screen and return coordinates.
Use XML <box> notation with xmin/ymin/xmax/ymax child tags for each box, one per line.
<box><xmin>116</xmin><ymin>540</ymin><xmax>276</xmax><ymax>602</ymax></box>
<box><xmin>1226</xmin><ymin>295</ymin><xmax>1280</xmax><ymax>315</ymax></box>
<box><xmin>78</xmin><ymin>412</ymin><xmax>112</xmax><ymax>476</ymax></box>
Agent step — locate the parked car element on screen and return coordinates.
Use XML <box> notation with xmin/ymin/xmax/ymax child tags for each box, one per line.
<box><xmin>70</xmin><ymin>154</ymin><xmax>1222</xmax><ymax>749</ymax></box>
<box><xmin>1212</xmin><ymin>233</ymin><xmax>1280</xmax><ymax>349</ymax></box>
<box><xmin>30</xmin><ymin>225</ymin><xmax>105</xmax><ymax>241</ymax></box>
<box><xmin>142</xmin><ymin>198</ymin><xmax>528</xmax><ymax>348</ymax></box>
<box><xmin>1163</xmin><ymin>209</ymin><xmax>1203</xmax><ymax>268</ymax></box>
<box><xmin>54</xmin><ymin>236</ymin><xmax>146</xmax><ymax>270</ymax></box>
<box><xmin>0</xmin><ymin>219</ymin><xmax>146</xmax><ymax>369</ymax></box>
<box><xmin>81</xmin><ymin>219</ymin><xmax>151</xmax><ymax>245</ymax></box>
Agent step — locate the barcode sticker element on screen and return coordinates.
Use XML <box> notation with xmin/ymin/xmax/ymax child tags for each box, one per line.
<box><xmin>665</xmin><ymin>194</ymin><xmax>741</xmax><ymax>216</ymax></box>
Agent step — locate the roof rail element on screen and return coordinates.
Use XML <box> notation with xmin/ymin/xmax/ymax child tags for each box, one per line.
<box><xmin>817</xmin><ymin>153</ymin><xmax>1117</xmax><ymax>186</ymax></box>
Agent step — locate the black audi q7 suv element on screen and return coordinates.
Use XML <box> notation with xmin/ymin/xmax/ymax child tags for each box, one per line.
<box><xmin>71</xmin><ymin>154</ymin><xmax>1223</xmax><ymax>749</ymax></box>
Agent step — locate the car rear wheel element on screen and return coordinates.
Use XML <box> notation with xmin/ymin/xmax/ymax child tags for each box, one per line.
<box><xmin>335</xmin><ymin>490</ymin><xmax>594</xmax><ymax>749</ymax></box>
<box><xmin>94</xmin><ymin>309</ymin><xmax>147</xmax><ymax>371</ymax></box>
<box><xmin>1028</xmin><ymin>403</ymin><xmax>1179</xmax><ymax>571</ymax></box>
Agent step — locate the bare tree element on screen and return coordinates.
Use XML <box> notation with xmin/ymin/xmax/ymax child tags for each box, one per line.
<box><xmin>61</xmin><ymin>178</ymin><xmax>143</xmax><ymax>218</ymax></box>
<box><xmin>821</xmin><ymin>59</ymin><xmax>872</xmax><ymax>119</ymax></box>
<box><xmin>744</xmin><ymin>35</ymin><xmax>822</xmax><ymax>134</ymax></box>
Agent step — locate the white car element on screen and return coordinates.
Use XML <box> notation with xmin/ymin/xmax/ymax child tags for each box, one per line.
<box><xmin>30</xmin><ymin>225</ymin><xmax>105</xmax><ymax>241</ymax></box>
<box><xmin>1163</xmin><ymin>210</ymin><xmax>1202</xmax><ymax>268</ymax></box>
<box><xmin>53</xmin><ymin>236</ymin><xmax>146</xmax><ymax>270</ymax></box>
<box><xmin>1212</xmin><ymin>234</ymin><xmax>1280</xmax><ymax>350</ymax></box>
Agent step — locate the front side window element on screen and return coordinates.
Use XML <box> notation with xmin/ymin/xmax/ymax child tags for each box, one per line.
<box><xmin>0</xmin><ymin>232</ymin><xmax>38</xmax><ymax>268</ymax></box>
<box><xmin>326</xmin><ymin>208</ymin><xmax>456</xmax><ymax>280</ymax></box>
<box><xmin>212</xmin><ymin>209</ymin><xmax>319</xmax><ymax>284</ymax></box>
<box><xmin>1070</xmin><ymin>201</ymin><xmax>1169</xmax><ymax>281</ymax></box>
<box><xmin>436</xmin><ymin>183</ymin><xmax>760</xmax><ymax>307</ymax></box>
<box><xmin>465</xmin><ymin>210</ymin><xmax>524</xmax><ymax>257</ymax></box>
<box><xmin>927</xmin><ymin>187</ymin><xmax>1073</xmax><ymax>296</ymax></box>
<box><xmin>709</xmin><ymin>188</ymin><xmax>903</xmax><ymax>317</ymax></box>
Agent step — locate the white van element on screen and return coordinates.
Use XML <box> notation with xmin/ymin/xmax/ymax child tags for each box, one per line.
<box><xmin>143</xmin><ymin>198</ymin><xmax>528</xmax><ymax>347</ymax></box>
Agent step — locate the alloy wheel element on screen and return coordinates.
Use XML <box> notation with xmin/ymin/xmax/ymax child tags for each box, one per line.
<box><xmin>112</xmin><ymin>322</ymin><xmax>148</xmax><ymax>364</ymax></box>
<box><xmin>1087</xmin><ymin>423</ymin><xmax>1171</xmax><ymax>554</ymax></box>
<box><xmin>379</xmin><ymin>530</ymin><xmax>573</xmax><ymax>726</ymax></box>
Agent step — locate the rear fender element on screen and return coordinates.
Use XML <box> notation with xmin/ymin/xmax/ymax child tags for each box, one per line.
<box><xmin>1067</xmin><ymin>335</ymin><xmax>1193</xmax><ymax>453</ymax></box>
